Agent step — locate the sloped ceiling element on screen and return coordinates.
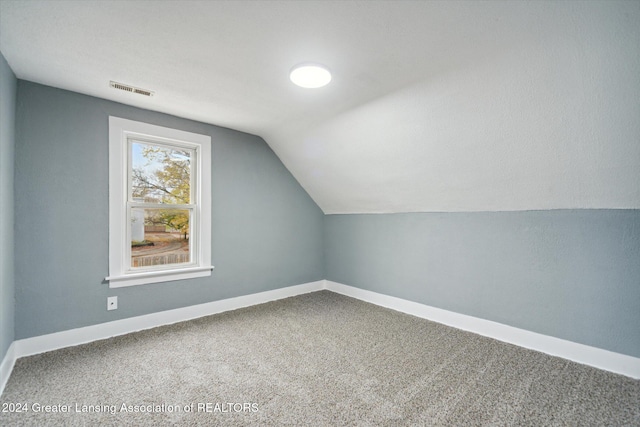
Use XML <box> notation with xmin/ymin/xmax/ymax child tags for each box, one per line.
<box><xmin>1</xmin><ymin>0</ymin><xmax>638</xmax><ymax>213</ymax></box>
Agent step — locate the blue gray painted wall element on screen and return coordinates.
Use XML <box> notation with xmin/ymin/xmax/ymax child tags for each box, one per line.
<box><xmin>8</xmin><ymin>78</ymin><xmax>640</xmax><ymax>363</ymax></box>
<box><xmin>325</xmin><ymin>211</ymin><xmax>640</xmax><ymax>358</ymax></box>
<box><xmin>0</xmin><ymin>52</ymin><xmax>16</xmax><ymax>361</ymax></box>
<box><xmin>14</xmin><ymin>81</ymin><xmax>324</xmax><ymax>340</ymax></box>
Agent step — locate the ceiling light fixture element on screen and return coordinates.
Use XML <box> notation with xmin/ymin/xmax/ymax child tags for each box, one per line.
<box><xmin>289</xmin><ymin>63</ymin><xmax>332</xmax><ymax>88</ymax></box>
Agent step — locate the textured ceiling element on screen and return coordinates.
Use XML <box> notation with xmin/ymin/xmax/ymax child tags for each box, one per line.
<box><xmin>1</xmin><ymin>0</ymin><xmax>638</xmax><ymax>213</ymax></box>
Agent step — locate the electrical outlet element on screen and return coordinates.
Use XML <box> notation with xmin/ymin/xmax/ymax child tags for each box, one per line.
<box><xmin>107</xmin><ymin>296</ymin><xmax>118</xmax><ymax>311</ymax></box>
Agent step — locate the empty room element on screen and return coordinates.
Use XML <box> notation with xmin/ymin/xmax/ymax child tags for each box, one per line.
<box><xmin>0</xmin><ymin>0</ymin><xmax>638</xmax><ymax>425</ymax></box>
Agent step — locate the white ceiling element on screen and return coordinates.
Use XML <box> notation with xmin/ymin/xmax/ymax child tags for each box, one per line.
<box><xmin>1</xmin><ymin>0</ymin><xmax>638</xmax><ymax>213</ymax></box>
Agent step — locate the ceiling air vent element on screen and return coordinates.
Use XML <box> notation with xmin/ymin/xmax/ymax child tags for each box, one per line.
<box><xmin>109</xmin><ymin>81</ymin><xmax>154</xmax><ymax>97</ymax></box>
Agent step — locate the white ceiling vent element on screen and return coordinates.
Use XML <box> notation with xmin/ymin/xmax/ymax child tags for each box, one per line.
<box><xmin>109</xmin><ymin>81</ymin><xmax>154</xmax><ymax>97</ymax></box>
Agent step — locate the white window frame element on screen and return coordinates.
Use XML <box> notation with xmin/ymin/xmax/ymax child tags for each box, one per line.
<box><xmin>107</xmin><ymin>117</ymin><xmax>212</xmax><ymax>288</ymax></box>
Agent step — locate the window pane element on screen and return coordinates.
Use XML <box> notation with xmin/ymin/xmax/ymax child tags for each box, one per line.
<box><xmin>131</xmin><ymin>208</ymin><xmax>191</xmax><ymax>268</ymax></box>
<box><xmin>131</xmin><ymin>141</ymin><xmax>192</xmax><ymax>204</ymax></box>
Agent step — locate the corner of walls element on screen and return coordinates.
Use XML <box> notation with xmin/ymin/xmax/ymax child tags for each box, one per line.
<box><xmin>0</xmin><ymin>342</ymin><xmax>16</xmax><ymax>398</ymax></box>
<box><xmin>252</xmin><ymin>133</ymin><xmax>327</xmax><ymax>282</ymax></box>
<box><xmin>251</xmin><ymin>133</ymin><xmax>327</xmax><ymax>281</ymax></box>
<box><xmin>0</xmin><ymin>51</ymin><xmax>17</xmax><ymax>373</ymax></box>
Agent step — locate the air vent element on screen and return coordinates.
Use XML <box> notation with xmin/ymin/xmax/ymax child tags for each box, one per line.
<box><xmin>109</xmin><ymin>81</ymin><xmax>154</xmax><ymax>97</ymax></box>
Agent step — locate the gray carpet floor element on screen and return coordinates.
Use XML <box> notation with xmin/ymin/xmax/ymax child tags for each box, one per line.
<box><xmin>1</xmin><ymin>290</ymin><xmax>638</xmax><ymax>426</ymax></box>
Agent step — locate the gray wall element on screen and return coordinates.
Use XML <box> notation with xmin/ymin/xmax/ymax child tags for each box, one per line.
<box><xmin>0</xmin><ymin>53</ymin><xmax>16</xmax><ymax>361</ymax></box>
<box><xmin>325</xmin><ymin>211</ymin><xmax>640</xmax><ymax>358</ymax></box>
<box><xmin>9</xmin><ymin>79</ymin><xmax>640</xmax><ymax>363</ymax></box>
<box><xmin>14</xmin><ymin>81</ymin><xmax>324</xmax><ymax>339</ymax></box>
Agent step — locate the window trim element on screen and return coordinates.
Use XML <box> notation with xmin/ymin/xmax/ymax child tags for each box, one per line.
<box><xmin>107</xmin><ymin>117</ymin><xmax>212</xmax><ymax>288</ymax></box>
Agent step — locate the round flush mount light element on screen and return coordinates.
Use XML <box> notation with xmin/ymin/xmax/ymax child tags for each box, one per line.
<box><xmin>289</xmin><ymin>63</ymin><xmax>332</xmax><ymax>88</ymax></box>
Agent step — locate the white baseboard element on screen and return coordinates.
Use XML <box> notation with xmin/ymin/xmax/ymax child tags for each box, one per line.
<box><xmin>325</xmin><ymin>280</ymin><xmax>640</xmax><ymax>379</ymax></box>
<box><xmin>2</xmin><ymin>278</ymin><xmax>638</xmax><ymax>399</ymax></box>
<box><xmin>14</xmin><ymin>280</ymin><xmax>324</xmax><ymax>359</ymax></box>
<box><xmin>0</xmin><ymin>342</ymin><xmax>16</xmax><ymax>397</ymax></box>
<box><xmin>6</xmin><ymin>281</ymin><xmax>323</xmax><ymax>374</ymax></box>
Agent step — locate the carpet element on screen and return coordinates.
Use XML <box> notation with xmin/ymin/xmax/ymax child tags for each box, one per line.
<box><xmin>1</xmin><ymin>291</ymin><xmax>638</xmax><ymax>425</ymax></box>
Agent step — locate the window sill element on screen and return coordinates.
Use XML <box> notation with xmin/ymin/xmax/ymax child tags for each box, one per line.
<box><xmin>106</xmin><ymin>266</ymin><xmax>214</xmax><ymax>288</ymax></box>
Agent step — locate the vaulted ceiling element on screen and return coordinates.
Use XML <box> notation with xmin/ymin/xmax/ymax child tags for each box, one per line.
<box><xmin>1</xmin><ymin>0</ymin><xmax>638</xmax><ymax>213</ymax></box>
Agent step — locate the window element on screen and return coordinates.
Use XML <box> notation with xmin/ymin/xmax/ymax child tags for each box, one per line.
<box><xmin>107</xmin><ymin>117</ymin><xmax>212</xmax><ymax>287</ymax></box>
